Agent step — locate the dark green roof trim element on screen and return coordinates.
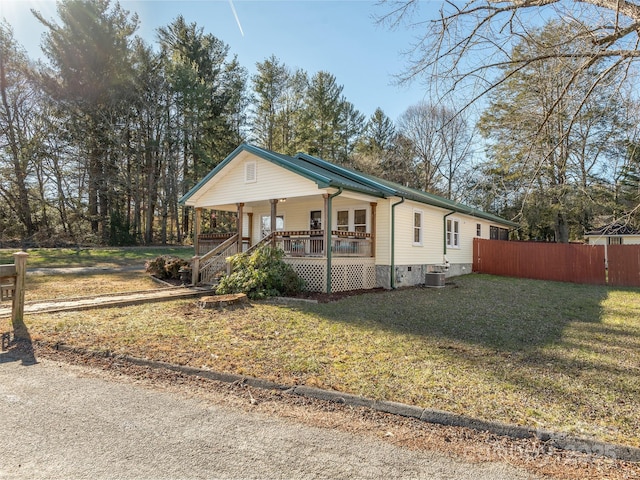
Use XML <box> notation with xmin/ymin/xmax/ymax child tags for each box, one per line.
<box><xmin>295</xmin><ymin>152</ymin><xmax>396</xmax><ymax>197</ymax></box>
<box><xmin>296</xmin><ymin>152</ymin><xmax>517</xmax><ymax>228</ymax></box>
<box><xmin>179</xmin><ymin>143</ymin><xmax>517</xmax><ymax>228</ymax></box>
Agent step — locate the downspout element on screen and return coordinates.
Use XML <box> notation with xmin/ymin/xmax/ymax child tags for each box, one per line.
<box><xmin>326</xmin><ymin>187</ymin><xmax>343</xmax><ymax>294</ymax></box>
<box><xmin>390</xmin><ymin>196</ymin><xmax>405</xmax><ymax>289</ymax></box>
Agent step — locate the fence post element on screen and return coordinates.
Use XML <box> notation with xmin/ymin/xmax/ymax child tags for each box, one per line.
<box><xmin>12</xmin><ymin>251</ymin><xmax>28</xmax><ymax>340</ymax></box>
<box><xmin>191</xmin><ymin>255</ymin><xmax>200</xmax><ymax>286</ymax></box>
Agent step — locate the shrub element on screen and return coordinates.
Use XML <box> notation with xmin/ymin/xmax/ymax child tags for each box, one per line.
<box><xmin>216</xmin><ymin>246</ymin><xmax>306</xmax><ymax>299</ymax></box>
<box><xmin>145</xmin><ymin>255</ymin><xmax>190</xmax><ymax>280</ymax></box>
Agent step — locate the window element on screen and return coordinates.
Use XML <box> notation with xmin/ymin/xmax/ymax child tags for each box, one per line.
<box><xmin>337</xmin><ymin>210</ymin><xmax>349</xmax><ymax>231</ymax></box>
<box><xmin>490</xmin><ymin>226</ymin><xmax>510</xmax><ymax>240</ymax></box>
<box><xmin>476</xmin><ymin>223</ymin><xmax>482</xmax><ymax>237</ymax></box>
<box><xmin>260</xmin><ymin>215</ymin><xmax>284</xmax><ymax>237</ymax></box>
<box><xmin>413</xmin><ymin>210</ymin><xmax>423</xmax><ymax>245</ymax></box>
<box><xmin>609</xmin><ymin>237</ymin><xmax>623</xmax><ymax>245</ymax></box>
<box><xmin>334</xmin><ymin>207</ymin><xmax>369</xmax><ymax>233</ymax></box>
<box><xmin>244</xmin><ymin>161</ymin><xmax>256</xmax><ymax>183</ymax></box>
<box><xmin>354</xmin><ymin>209</ymin><xmax>367</xmax><ymax>233</ymax></box>
<box><xmin>447</xmin><ymin>218</ymin><xmax>460</xmax><ymax>248</ymax></box>
<box><xmin>310</xmin><ymin>210</ymin><xmax>322</xmax><ymax>231</ymax></box>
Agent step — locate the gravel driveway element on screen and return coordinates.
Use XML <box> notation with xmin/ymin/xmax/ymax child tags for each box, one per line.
<box><xmin>0</xmin><ymin>356</ymin><xmax>539</xmax><ymax>480</ymax></box>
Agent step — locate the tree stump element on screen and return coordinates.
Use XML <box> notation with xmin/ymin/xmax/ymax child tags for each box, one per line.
<box><xmin>198</xmin><ymin>293</ymin><xmax>248</xmax><ymax>309</ymax></box>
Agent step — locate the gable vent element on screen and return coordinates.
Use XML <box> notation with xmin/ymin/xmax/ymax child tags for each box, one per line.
<box><xmin>245</xmin><ymin>161</ymin><xmax>256</xmax><ymax>183</ymax></box>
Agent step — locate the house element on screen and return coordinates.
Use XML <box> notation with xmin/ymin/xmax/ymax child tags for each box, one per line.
<box><xmin>179</xmin><ymin>143</ymin><xmax>518</xmax><ymax>292</ymax></box>
<box><xmin>585</xmin><ymin>223</ymin><xmax>640</xmax><ymax>245</ymax></box>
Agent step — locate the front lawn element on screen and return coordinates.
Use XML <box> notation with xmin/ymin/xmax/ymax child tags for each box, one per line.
<box><xmin>24</xmin><ymin>274</ymin><xmax>640</xmax><ymax>447</ymax></box>
<box><xmin>0</xmin><ymin>246</ymin><xmax>194</xmax><ymax>268</ymax></box>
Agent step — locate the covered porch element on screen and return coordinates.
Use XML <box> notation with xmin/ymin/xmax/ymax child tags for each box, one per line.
<box><xmin>190</xmin><ymin>194</ymin><xmax>378</xmax><ymax>292</ymax></box>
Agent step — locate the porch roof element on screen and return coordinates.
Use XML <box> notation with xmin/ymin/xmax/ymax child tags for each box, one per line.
<box><xmin>179</xmin><ymin>143</ymin><xmax>518</xmax><ymax>228</ymax></box>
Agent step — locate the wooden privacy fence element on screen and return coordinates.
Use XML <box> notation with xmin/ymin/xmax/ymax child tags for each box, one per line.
<box><xmin>473</xmin><ymin>238</ymin><xmax>640</xmax><ymax>287</ymax></box>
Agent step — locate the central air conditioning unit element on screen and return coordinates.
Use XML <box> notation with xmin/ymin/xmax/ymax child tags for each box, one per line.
<box><xmin>425</xmin><ymin>263</ymin><xmax>447</xmax><ymax>288</ymax></box>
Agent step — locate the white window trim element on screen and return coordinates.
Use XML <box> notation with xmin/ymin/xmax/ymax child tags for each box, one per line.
<box><xmin>244</xmin><ymin>161</ymin><xmax>257</xmax><ymax>183</ymax></box>
<box><xmin>447</xmin><ymin>217</ymin><xmax>461</xmax><ymax>249</ymax></box>
<box><xmin>413</xmin><ymin>209</ymin><xmax>423</xmax><ymax>246</ymax></box>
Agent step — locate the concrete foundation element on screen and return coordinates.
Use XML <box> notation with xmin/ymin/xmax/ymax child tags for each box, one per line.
<box><xmin>376</xmin><ymin>263</ymin><xmax>473</xmax><ymax>289</ymax></box>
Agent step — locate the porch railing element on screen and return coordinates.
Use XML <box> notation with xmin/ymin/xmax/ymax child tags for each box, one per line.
<box><xmin>273</xmin><ymin>230</ymin><xmax>373</xmax><ymax>258</ymax></box>
<box><xmin>195</xmin><ymin>231</ymin><xmax>374</xmax><ymax>279</ymax></box>
<box><xmin>197</xmin><ymin>233</ymin><xmax>235</xmax><ymax>256</ymax></box>
<box><xmin>195</xmin><ymin>233</ymin><xmax>238</xmax><ymax>285</ymax></box>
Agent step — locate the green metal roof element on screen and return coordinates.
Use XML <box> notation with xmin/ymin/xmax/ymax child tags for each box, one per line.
<box><xmin>179</xmin><ymin>143</ymin><xmax>517</xmax><ymax>228</ymax></box>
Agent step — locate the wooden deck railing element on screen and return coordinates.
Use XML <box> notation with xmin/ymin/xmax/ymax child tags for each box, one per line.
<box><xmin>273</xmin><ymin>230</ymin><xmax>373</xmax><ymax>257</ymax></box>
<box><xmin>194</xmin><ymin>234</ymin><xmax>238</xmax><ymax>285</ymax></box>
<box><xmin>197</xmin><ymin>233</ymin><xmax>235</xmax><ymax>256</ymax></box>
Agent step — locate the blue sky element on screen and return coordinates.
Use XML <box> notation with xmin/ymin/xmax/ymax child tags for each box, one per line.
<box><xmin>0</xmin><ymin>0</ymin><xmax>439</xmax><ymax>121</ymax></box>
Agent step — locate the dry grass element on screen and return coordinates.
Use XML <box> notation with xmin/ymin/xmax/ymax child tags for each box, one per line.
<box><xmin>25</xmin><ymin>274</ymin><xmax>640</xmax><ymax>448</ymax></box>
<box><xmin>24</xmin><ymin>272</ymin><xmax>161</xmax><ymax>302</ymax></box>
<box><xmin>0</xmin><ymin>246</ymin><xmax>193</xmax><ymax>268</ymax></box>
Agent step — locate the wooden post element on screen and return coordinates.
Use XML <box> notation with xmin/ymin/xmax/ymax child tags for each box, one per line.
<box><xmin>247</xmin><ymin>212</ymin><xmax>253</xmax><ymax>249</ymax></box>
<box><xmin>12</xmin><ymin>251</ymin><xmax>28</xmax><ymax>340</ymax></box>
<box><xmin>236</xmin><ymin>203</ymin><xmax>244</xmax><ymax>252</ymax></box>
<box><xmin>194</xmin><ymin>207</ymin><xmax>202</xmax><ymax>256</ymax></box>
<box><xmin>323</xmin><ymin>193</ymin><xmax>330</xmax><ymax>257</ymax></box>
<box><xmin>270</xmin><ymin>199</ymin><xmax>278</xmax><ymax>247</ymax></box>
<box><xmin>370</xmin><ymin>202</ymin><xmax>377</xmax><ymax>258</ymax></box>
<box><xmin>191</xmin><ymin>255</ymin><xmax>200</xmax><ymax>286</ymax></box>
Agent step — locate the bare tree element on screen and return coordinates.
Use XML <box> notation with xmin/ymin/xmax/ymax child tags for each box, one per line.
<box><xmin>397</xmin><ymin>102</ymin><xmax>472</xmax><ymax>198</ymax></box>
<box><xmin>380</xmin><ymin>0</ymin><xmax>640</xmax><ymax>99</ymax></box>
<box><xmin>380</xmin><ymin>0</ymin><xmax>640</xmax><ymax>230</ymax></box>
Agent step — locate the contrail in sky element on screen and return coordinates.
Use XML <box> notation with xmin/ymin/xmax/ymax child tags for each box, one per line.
<box><xmin>228</xmin><ymin>0</ymin><xmax>244</xmax><ymax>37</ymax></box>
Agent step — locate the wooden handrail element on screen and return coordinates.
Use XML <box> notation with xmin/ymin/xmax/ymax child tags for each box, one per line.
<box><xmin>199</xmin><ymin>233</ymin><xmax>239</xmax><ymax>263</ymax></box>
<box><xmin>245</xmin><ymin>232</ymin><xmax>275</xmax><ymax>256</ymax></box>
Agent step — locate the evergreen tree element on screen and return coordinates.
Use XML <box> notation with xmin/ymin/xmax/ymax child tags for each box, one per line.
<box><xmin>34</xmin><ymin>0</ymin><xmax>139</xmax><ymax>244</ymax></box>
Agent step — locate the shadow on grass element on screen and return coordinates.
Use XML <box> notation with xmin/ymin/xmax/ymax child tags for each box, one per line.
<box><xmin>306</xmin><ymin>274</ymin><xmax>610</xmax><ymax>351</ymax></box>
<box><xmin>299</xmin><ymin>275</ymin><xmax>640</xmax><ymax>442</ymax></box>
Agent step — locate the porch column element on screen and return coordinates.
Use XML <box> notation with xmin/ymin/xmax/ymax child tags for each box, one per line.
<box><xmin>194</xmin><ymin>207</ymin><xmax>202</xmax><ymax>256</ymax></box>
<box><xmin>270</xmin><ymin>199</ymin><xmax>278</xmax><ymax>247</ymax></box>
<box><xmin>323</xmin><ymin>194</ymin><xmax>330</xmax><ymax>257</ymax></box>
<box><xmin>236</xmin><ymin>203</ymin><xmax>244</xmax><ymax>252</ymax></box>
<box><xmin>247</xmin><ymin>212</ymin><xmax>253</xmax><ymax>249</ymax></box>
<box><xmin>370</xmin><ymin>202</ymin><xmax>377</xmax><ymax>258</ymax></box>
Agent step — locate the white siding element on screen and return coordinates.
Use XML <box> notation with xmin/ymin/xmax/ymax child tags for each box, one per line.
<box><xmin>375</xmin><ymin>200</ymin><xmax>391</xmax><ymax>265</ymax></box>
<box><xmin>191</xmin><ymin>152</ymin><xmax>320</xmax><ymax>207</ymax></box>
<box><xmin>586</xmin><ymin>235</ymin><xmax>640</xmax><ymax>245</ymax></box>
<box><xmin>382</xmin><ymin>199</ymin><xmax>513</xmax><ymax>267</ymax></box>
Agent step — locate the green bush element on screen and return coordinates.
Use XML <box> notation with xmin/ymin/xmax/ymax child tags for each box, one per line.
<box><xmin>216</xmin><ymin>246</ymin><xmax>306</xmax><ymax>299</ymax></box>
<box><xmin>145</xmin><ymin>255</ymin><xmax>190</xmax><ymax>280</ymax></box>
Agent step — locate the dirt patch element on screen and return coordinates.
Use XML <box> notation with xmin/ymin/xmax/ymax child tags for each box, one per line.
<box><xmin>285</xmin><ymin>287</ymin><xmax>387</xmax><ymax>303</ymax></box>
